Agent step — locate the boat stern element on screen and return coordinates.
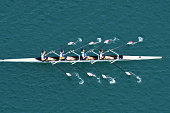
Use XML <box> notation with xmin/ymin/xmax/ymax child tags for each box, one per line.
<box><xmin>123</xmin><ymin>56</ymin><xmax>162</xmax><ymax>61</ymax></box>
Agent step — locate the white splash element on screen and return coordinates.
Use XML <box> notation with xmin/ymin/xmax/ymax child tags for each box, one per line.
<box><xmin>132</xmin><ymin>37</ymin><xmax>144</xmax><ymax>45</ymax></box>
<box><xmin>108</xmin><ymin>77</ymin><xmax>116</xmax><ymax>84</ymax></box>
<box><xmin>108</xmin><ymin>37</ymin><xmax>119</xmax><ymax>44</ymax></box>
<box><xmin>138</xmin><ymin>37</ymin><xmax>143</xmax><ymax>42</ymax></box>
<box><xmin>96</xmin><ymin>76</ymin><xmax>101</xmax><ymax>83</ymax></box>
<box><xmin>136</xmin><ymin>76</ymin><xmax>142</xmax><ymax>83</ymax></box>
<box><xmin>130</xmin><ymin>72</ymin><xmax>142</xmax><ymax>83</ymax></box>
<box><xmin>75</xmin><ymin>73</ymin><xmax>84</xmax><ymax>85</ymax></box>
<box><xmin>78</xmin><ymin>38</ymin><xmax>83</xmax><ymax>42</ymax></box>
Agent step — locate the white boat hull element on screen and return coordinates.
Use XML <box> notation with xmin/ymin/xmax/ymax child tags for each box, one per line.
<box><xmin>0</xmin><ymin>56</ymin><xmax>162</xmax><ymax>63</ymax></box>
<box><xmin>0</xmin><ymin>58</ymin><xmax>41</xmax><ymax>62</ymax></box>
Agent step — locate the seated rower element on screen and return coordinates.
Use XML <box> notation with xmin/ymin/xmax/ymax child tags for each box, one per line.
<box><xmin>81</xmin><ymin>49</ymin><xmax>94</xmax><ymax>60</ymax></box>
<box><xmin>41</xmin><ymin>50</ymin><xmax>56</xmax><ymax>61</ymax></box>
<box><xmin>99</xmin><ymin>49</ymin><xmax>114</xmax><ymax>60</ymax></box>
<box><xmin>60</xmin><ymin>49</ymin><xmax>76</xmax><ymax>60</ymax></box>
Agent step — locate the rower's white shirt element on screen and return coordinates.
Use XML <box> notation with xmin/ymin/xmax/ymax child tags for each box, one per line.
<box><xmin>81</xmin><ymin>52</ymin><xmax>86</xmax><ymax>57</ymax></box>
<box><xmin>60</xmin><ymin>52</ymin><xmax>64</xmax><ymax>58</ymax></box>
<box><xmin>99</xmin><ymin>52</ymin><xmax>103</xmax><ymax>58</ymax></box>
<box><xmin>41</xmin><ymin>52</ymin><xmax>45</xmax><ymax>59</ymax></box>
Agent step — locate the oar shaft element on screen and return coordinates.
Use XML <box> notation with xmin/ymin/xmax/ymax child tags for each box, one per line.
<box><xmin>86</xmin><ymin>43</ymin><xmax>104</xmax><ymax>54</ymax></box>
<box><xmin>74</xmin><ymin>64</ymin><xmax>86</xmax><ymax>73</ymax></box>
<box><xmin>55</xmin><ymin>65</ymin><xmax>66</xmax><ymax>73</ymax></box>
<box><xmin>104</xmin><ymin>44</ymin><xmax>127</xmax><ymax>54</ymax></box>
<box><xmin>74</xmin><ymin>43</ymin><xmax>89</xmax><ymax>52</ymax></box>
<box><xmin>65</xmin><ymin>42</ymin><xmax>90</xmax><ymax>55</ymax></box>
<box><xmin>112</xmin><ymin>43</ymin><xmax>127</xmax><ymax>50</ymax></box>
<box><xmin>112</xmin><ymin>63</ymin><xmax>126</xmax><ymax>72</ymax></box>
<box><xmin>56</xmin><ymin>44</ymin><xmax>68</xmax><ymax>51</ymax></box>
<box><xmin>93</xmin><ymin>65</ymin><xmax>102</xmax><ymax>74</ymax></box>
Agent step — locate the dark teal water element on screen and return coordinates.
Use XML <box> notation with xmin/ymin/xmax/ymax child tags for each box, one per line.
<box><xmin>0</xmin><ymin>0</ymin><xmax>170</xmax><ymax>113</ymax></box>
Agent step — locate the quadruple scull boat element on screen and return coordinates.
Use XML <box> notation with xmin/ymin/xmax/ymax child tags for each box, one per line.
<box><xmin>0</xmin><ymin>38</ymin><xmax>162</xmax><ymax>63</ymax></box>
<box><xmin>0</xmin><ymin>38</ymin><xmax>162</xmax><ymax>78</ymax></box>
<box><xmin>0</xmin><ymin>55</ymin><xmax>162</xmax><ymax>63</ymax></box>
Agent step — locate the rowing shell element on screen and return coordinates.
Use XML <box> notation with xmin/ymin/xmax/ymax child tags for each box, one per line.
<box><xmin>0</xmin><ymin>55</ymin><xmax>162</xmax><ymax>63</ymax></box>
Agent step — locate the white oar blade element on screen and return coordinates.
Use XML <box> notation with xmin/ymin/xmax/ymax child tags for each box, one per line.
<box><xmin>125</xmin><ymin>72</ymin><xmax>131</xmax><ymax>75</ymax></box>
<box><xmin>87</xmin><ymin>72</ymin><xmax>95</xmax><ymax>76</ymax></box>
<box><xmin>102</xmin><ymin>74</ymin><xmax>107</xmax><ymax>79</ymax></box>
<box><xmin>89</xmin><ymin>41</ymin><xmax>94</xmax><ymax>45</ymax></box>
<box><xmin>66</xmin><ymin>73</ymin><xmax>72</xmax><ymax>76</ymax></box>
<box><xmin>104</xmin><ymin>40</ymin><xmax>109</xmax><ymax>44</ymax></box>
<box><xmin>68</xmin><ymin>42</ymin><xmax>74</xmax><ymax>45</ymax></box>
<box><xmin>127</xmin><ymin>41</ymin><xmax>133</xmax><ymax>45</ymax></box>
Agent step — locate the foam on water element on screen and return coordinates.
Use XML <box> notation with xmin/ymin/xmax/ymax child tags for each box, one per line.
<box><xmin>96</xmin><ymin>76</ymin><xmax>101</xmax><ymax>84</ymax></box>
<box><xmin>130</xmin><ymin>72</ymin><xmax>142</xmax><ymax>83</ymax></box>
<box><xmin>108</xmin><ymin>37</ymin><xmax>119</xmax><ymax>44</ymax></box>
<box><xmin>138</xmin><ymin>37</ymin><xmax>143</xmax><ymax>42</ymax></box>
<box><xmin>132</xmin><ymin>37</ymin><xmax>144</xmax><ymax>45</ymax></box>
<box><xmin>75</xmin><ymin>72</ymin><xmax>84</xmax><ymax>85</ymax></box>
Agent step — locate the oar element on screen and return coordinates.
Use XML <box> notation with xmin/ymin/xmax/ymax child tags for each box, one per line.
<box><xmin>45</xmin><ymin>38</ymin><xmax>82</xmax><ymax>56</ymax></box>
<box><xmin>65</xmin><ymin>41</ymin><xmax>95</xmax><ymax>55</ymax></box>
<box><xmin>93</xmin><ymin>64</ymin><xmax>106</xmax><ymax>78</ymax></box>
<box><xmin>86</xmin><ymin>39</ymin><xmax>110</xmax><ymax>54</ymax></box>
<box><xmin>114</xmin><ymin>41</ymin><xmax>133</xmax><ymax>50</ymax></box>
<box><xmin>112</xmin><ymin>63</ymin><xmax>131</xmax><ymax>76</ymax></box>
<box><xmin>104</xmin><ymin>41</ymin><xmax>133</xmax><ymax>54</ymax></box>
<box><xmin>113</xmin><ymin>63</ymin><xmax>142</xmax><ymax>83</ymax></box>
<box><xmin>93</xmin><ymin>64</ymin><xmax>116</xmax><ymax>83</ymax></box>
<box><xmin>74</xmin><ymin>64</ymin><xmax>96</xmax><ymax>77</ymax></box>
<box><xmin>56</xmin><ymin>38</ymin><xmax>82</xmax><ymax>51</ymax></box>
<box><xmin>65</xmin><ymin>38</ymin><xmax>103</xmax><ymax>55</ymax></box>
<box><xmin>55</xmin><ymin>65</ymin><xmax>72</xmax><ymax>76</ymax></box>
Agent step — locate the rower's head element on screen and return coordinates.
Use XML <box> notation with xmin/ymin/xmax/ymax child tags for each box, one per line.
<box><xmin>61</xmin><ymin>49</ymin><xmax>64</xmax><ymax>53</ymax></box>
<box><xmin>81</xmin><ymin>49</ymin><xmax>85</xmax><ymax>52</ymax></box>
<box><xmin>100</xmin><ymin>49</ymin><xmax>103</xmax><ymax>53</ymax></box>
<box><xmin>42</xmin><ymin>50</ymin><xmax>45</xmax><ymax>54</ymax></box>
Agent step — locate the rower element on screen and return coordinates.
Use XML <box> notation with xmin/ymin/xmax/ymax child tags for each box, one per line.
<box><xmin>81</xmin><ymin>49</ymin><xmax>94</xmax><ymax>60</ymax></box>
<box><xmin>60</xmin><ymin>49</ymin><xmax>67</xmax><ymax>60</ymax></box>
<box><xmin>41</xmin><ymin>50</ymin><xmax>55</xmax><ymax>61</ymax></box>
<box><xmin>99</xmin><ymin>49</ymin><xmax>106</xmax><ymax>60</ymax></box>
<box><xmin>60</xmin><ymin>49</ymin><xmax>76</xmax><ymax>61</ymax></box>
<box><xmin>99</xmin><ymin>49</ymin><xmax>114</xmax><ymax>60</ymax></box>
